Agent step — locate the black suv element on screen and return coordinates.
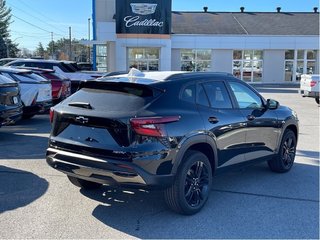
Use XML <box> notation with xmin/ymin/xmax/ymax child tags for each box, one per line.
<box><xmin>0</xmin><ymin>75</ymin><xmax>22</xmax><ymax>126</ymax></box>
<box><xmin>47</xmin><ymin>71</ymin><xmax>299</xmax><ymax>215</ymax></box>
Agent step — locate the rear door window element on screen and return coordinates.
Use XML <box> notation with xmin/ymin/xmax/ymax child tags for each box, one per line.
<box><xmin>180</xmin><ymin>84</ymin><xmax>196</xmax><ymax>103</ymax></box>
<box><xmin>196</xmin><ymin>84</ymin><xmax>210</xmax><ymax>107</ymax></box>
<box><xmin>202</xmin><ymin>81</ymin><xmax>233</xmax><ymax>109</ymax></box>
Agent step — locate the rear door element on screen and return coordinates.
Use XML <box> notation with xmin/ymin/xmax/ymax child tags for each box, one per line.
<box><xmin>196</xmin><ymin>80</ymin><xmax>248</xmax><ymax>169</ymax></box>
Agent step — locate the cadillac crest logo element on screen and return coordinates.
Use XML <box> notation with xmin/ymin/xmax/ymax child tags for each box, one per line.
<box><xmin>116</xmin><ymin>0</ymin><xmax>171</xmax><ymax>34</ymax></box>
<box><xmin>130</xmin><ymin>3</ymin><xmax>157</xmax><ymax>15</ymax></box>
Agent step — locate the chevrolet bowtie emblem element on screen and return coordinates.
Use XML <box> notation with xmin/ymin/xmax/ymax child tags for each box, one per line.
<box><xmin>75</xmin><ymin>116</ymin><xmax>89</xmax><ymax>124</ymax></box>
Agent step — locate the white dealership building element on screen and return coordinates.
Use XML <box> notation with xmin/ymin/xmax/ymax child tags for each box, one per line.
<box><xmin>91</xmin><ymin>0</ymin><xmax>319</xmax><ymax>83</ymax></box>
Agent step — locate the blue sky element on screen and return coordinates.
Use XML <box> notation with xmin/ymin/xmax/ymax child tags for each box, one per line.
<box><xmin>8</xmin><ymin>0</ymin><xmax>319</xmax><ymax>51</ymax></box>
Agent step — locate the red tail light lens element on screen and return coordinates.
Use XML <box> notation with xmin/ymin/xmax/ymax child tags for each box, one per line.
<box><xmin>31</xmin><ymin>92</ymin><xmax>39</xmax><ymax>105</ymax></box>
<box><xmin>310</xmin><ymin>81</ymin><xmax>317</xmax><ymax>87</ymax></box>
<box><xmin>130</xmin><ymin>116</ymin><xmax>180</xmax><ymax>137</ymax></box>
<box><xmin>49</xmin><ymin>108</ymin><xmax>54</xmax><ymax>123</ymax></box>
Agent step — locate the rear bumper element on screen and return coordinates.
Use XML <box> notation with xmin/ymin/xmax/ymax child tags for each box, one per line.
<box><xmin>23</xmin><ymin>101</ymin><xmax>53</xmax><ymax>116</ymax></box>
<box><xmin>300</xmin><ymin>90</ymin><xmax>319</xmax><ymax>98</ymax></box>
<box><xmin>0</xmin><ymin>106</ymin><xmax>23</xmax><ymax>126</ymax></box>
<box><xmin>46</xmin><ymin>147</ymin><xmax>174</xmax><ymax>189</ymax></box>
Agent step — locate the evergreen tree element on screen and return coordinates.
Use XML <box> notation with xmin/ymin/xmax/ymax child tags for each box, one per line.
<box><xmin>0</xmin><ymin>0</ymin><xmax>19</xmax><ymax>57</ymax></box>
<box><xmin>0</xmin><ymin>35</ymin><xmax>7</xmax><ymax>58</ymax></box>
<box><xmin>0</xmin><ymin>0</ymin><xmax>11</xmax><ymax>39</ymax></box>
<box><xmin>35</xmin><ymin>42</ymin><xmax>46</xmax><ymax>57</ymax></box>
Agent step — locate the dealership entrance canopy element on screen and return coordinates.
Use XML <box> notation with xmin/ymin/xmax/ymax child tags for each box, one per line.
<box><xmin>91</xmin><ymin>0</ymin><xmax>319</xmax><ymax>83</ymax></box>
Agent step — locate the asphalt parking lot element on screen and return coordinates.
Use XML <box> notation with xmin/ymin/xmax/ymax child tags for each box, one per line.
<box><xmin>0</xmin><ymin>86</ymin><xmax>319</xmax><ymax>239</ymax></box>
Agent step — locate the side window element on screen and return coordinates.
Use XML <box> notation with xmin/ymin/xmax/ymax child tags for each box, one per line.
<box><xmin>43</xmin><ymin>63</ymin><xmax>53</xmax><ymax>69</ymax></box>
<box><xmin>202</xmin><ymin>81</ymin><xmax>233</xmax><ymax>109</ymax></box>
<box><xmin>24</xmin><ymin>62</ymin><xmax>34</xmax><ymax>67</ymax></box>
<box><xmin>229</xmin><ymin>82</ymin><xmax>263</xmax><ymax>109</ymax></box>
<box><xmin>9</xmin><ymin>62</ymin><xmax>25</xmax><ymax>67</ymax></box>
<box><xmin>181</xmin><ymin>84</ymin><xmax>196</xmax><ymax>103</ymax></box>
<box><xmin>196</xmin><ymin>84</ymin><xmax>210</xmax><ymax>107</ymax></box>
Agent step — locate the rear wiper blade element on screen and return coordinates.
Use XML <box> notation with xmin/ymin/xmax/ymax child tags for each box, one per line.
<box><xmin>68</xmin><ymin>102</ymin><xmax>93</xmax><ymax>109</ymax></box>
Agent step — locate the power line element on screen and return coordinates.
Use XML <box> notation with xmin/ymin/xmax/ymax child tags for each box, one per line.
<box><xmin>7</xmin><ymin>2</ymin><xmax>67</xmax><ymax>35</ymax></box>
<box><xmin>16</xmin><ymin>0</ymin><xmax>69</xmax><ymax>32</ymax></box>
<box><xmin>12</xmin><ymin>14</ymin><xmax>66</xmax><ymax>37</ymax></box>
<box><xmin>10</xmin><ymin>1</ymin><xmax>87</xmax><ymax>39</ymax></box>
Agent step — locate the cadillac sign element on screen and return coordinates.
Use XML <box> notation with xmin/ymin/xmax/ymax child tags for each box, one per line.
<box><xmin>116</xmin><ymin>0</ymin><xmax>172</xmax><ymax>34</ymax></box>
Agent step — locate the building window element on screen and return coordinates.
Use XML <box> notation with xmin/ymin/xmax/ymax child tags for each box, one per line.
<box><xmin>285</xmin><ymin>50</ymin><xmax>317</xmax><ymax>82</ymax></box>
<box><xmin>96</xmin><ymin>45</ymin><xmax>107</xmax><ymax>72</ymax></box>
<box><xmin>128</xmin><ymin>48</ymin><xmax>160</xmax><ymax>71</ymax></box>
<box><xmin>285</xmin><ymin>50</ymin><xmax>294</xmax><ymax>81</ymax></box>
<box><xmin>181</xmin><ymin>49</ymin><xmax>211</xmax><ymax>72</ymax></box>
<box><xmin>233</xmin><ymin>50</ymin><xmax>263</xmax><ymax>82</ymax></box>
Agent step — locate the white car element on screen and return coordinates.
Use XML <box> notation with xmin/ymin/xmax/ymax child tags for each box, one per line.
<box><xmin>300</xmin><ymin>74</ymin><xmax>320</xmax><ymax>104</ymax></box>
<box><xmin>0</xmin><ymin>67</ymin><xmax>52</xmax><ymax>118</ymax></box>
<box><xmin>5</xmin><ymin>59</ymin><xmax>104</xmax><ymax>93</ymax></box>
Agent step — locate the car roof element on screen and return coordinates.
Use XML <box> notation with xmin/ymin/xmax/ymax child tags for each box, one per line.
<box><xmin>0</xmin><ymin>66</ymin><xmax>33</xmax><ymax>74</ymax></box>
<box><xmin>13</xmin><ymin>66</ymin><xmax>55</xmax><ymax>73</ymax></box>
<box><xmin>103</xmin><ymin>69</ymin><xmax>234</xmax><ymax>84</ymax></box>
<box><xmin>7</xmin><ymin>58</ymin><xmax>68</xmax><ymax>64</ymax></box>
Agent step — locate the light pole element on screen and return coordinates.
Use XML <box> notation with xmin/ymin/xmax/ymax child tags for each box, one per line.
<box><xmin>88</xmin><ymin>18</ymin><xmax>91</xmax><ymax>62</ymax></box>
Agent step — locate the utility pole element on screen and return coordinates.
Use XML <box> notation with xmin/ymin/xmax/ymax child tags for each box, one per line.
<box><xmin>88</xmin><ymin>18</ymin><xmax>91</xmax><ymax>62</ymax></box>
<box><xmin>51</xmin><ymin>32</ymin><xmax>54</xmax><ymax>59</ymax></box>
<box><xmin>69</xmin><ymin>26</ymin><xmax>72</xmax><ymax>61</ymax></box>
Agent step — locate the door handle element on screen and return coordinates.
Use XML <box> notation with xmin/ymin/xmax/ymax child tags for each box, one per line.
<box><xmin>208</xmin><ymin>117</ymin><xmax>219</xmax><ymax>124</ymax></box>
<box><xmin>247</xmin><ymin>115</ymin><xmax>256</xmax><ymax>121</ymax></box>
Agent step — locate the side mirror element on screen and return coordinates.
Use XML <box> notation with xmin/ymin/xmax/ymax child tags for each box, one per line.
<box><xmin>266</xmin><ymin>99</ymin><xmax>279</xmax><ymax>110</ymax></box>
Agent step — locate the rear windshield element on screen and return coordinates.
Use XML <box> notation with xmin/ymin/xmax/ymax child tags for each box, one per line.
<box><xmin>60</xmin><ymin>63</ymin><xmax>76</xmax><ymax>73</ymax></box>
<box><xmin>0</xmin><ymin>75</ymin><xmax>16</xmax><ymax>84</ymax></box>
<box><xmin>81</xmin><ymin>81</ymin><xmax>162</xmax><ymax>98</ymax></box>
<box><xmin>13</xmin><ymin>72</ymin><xmax>49</xmax><ymax>83</ymax></box>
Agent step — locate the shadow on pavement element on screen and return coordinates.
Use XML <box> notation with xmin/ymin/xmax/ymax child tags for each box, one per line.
<box><xmin>0</xmin><ymin>132</ymin><xmax>49</xmax><ymax>159</ymax></box>
<box><xmin>0</xmin><ymin>166</ymin><xmax>49</xmax><ymax>213</ymax></box>
<box><xmin>80</xmin><ymin>162</ymin><xmax>319</xmax><ymax>239</ymax></box>
<box><xmin>0</xmin><ymin>115</ymin><xmax>50</xmax><ymax>160</ymax></box>
<box><xmin>297</xmin><ymin>150</ymin><xmax>320</xmax><ymax>162</ymax></box>
<box><xmin>0</xmin><ymin>114</ymin><xmax>50</xmax><ymax>135</ymax></box>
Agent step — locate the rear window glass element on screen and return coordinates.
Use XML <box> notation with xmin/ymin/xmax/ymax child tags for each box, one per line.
<box><xmin>13</xmin><ymin>73</ymin><xmax>48</xmax><ymax>83</ymax></box>
<box><xmin>60</xmin><ymin>63</ymin><xmax>76</xmax><ymax>72</ymax></box>
<box><xmin>202</xmin><ymin>81</ymin><xmax>233</xmax><ymax>109</ymax></box>
<box><xmin>181</xmin><ymin>84</ymin><xmax>196</xmax><ymax>103</ymax></box>
<box><xmin>83</xmin><ymin>82</ymin><xmax>158</xmax><ymax>98</ymax></box>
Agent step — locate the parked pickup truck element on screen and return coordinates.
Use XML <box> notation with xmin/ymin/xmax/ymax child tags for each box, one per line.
<box><xmin>300</xmin><ymin>74</ymin><xmax>320</xmax><ymax>104</ymax></box>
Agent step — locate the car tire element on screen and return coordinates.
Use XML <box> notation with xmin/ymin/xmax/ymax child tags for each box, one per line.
<box><xmin>164</xmin><ymin>150</ymin><xmax>212</xmax><ymax>215</ymax></box>
<box><xmin>67</xmin><ymin>175</ymin><xmax>102</xmax><ymax>189</ymax></box>
<box><xmin>22</xmin><ymin>114</ymin><xmax>35</xmax><ymax>119</ymax></box>
<box><xmin>268</xmin><ymin>129</ymin><xmax>297</xmax><ymax>173</ymax></box>
<box><xmin>315</xmin><ymin>97</ymin><xmax>319</xmax><ymax>104</ymax></box>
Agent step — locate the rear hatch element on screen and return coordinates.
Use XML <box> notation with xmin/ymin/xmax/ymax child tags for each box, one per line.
<box><xmin>0</xmin><ymin>76</ymin><xmax>20</xmax><ymax>107</ymax></box>
<box><xmin>50</xmin><ymin>79</ymin><xmax>163</xmax><ymax>159</ymax></box>
<box><xmin>13</xmin><ymin>72</ymin><xmax>52</xmax><ymax>102</ymax></box>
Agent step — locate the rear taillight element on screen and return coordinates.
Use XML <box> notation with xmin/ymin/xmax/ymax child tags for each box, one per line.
<box><xmin>49</xmin><ymin>108</ymin><xmax>54</xmax><ymax>123</ymax></box>
<box><xmin>31</xmin><ymin>92</ymin><xmax>39</xmax><ymax>105</ymax></box>
<box><xmin>130</xmin><ymin>116</ymin><xmax>180</xmax><ymax>137</ymax></box>
<box><xmin>310</xmin><ymin>81</ymin><xmax>317</xmax><ymax>87</ymax></box>
<box><xmin>61</xmin><ymin>81</ymin><xmax>71</xmax><ymax>97</ymax></box>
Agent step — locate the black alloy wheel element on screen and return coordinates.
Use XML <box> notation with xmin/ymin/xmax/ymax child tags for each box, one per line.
<box><xmin>164</xmin><ymin>150</ymin><xmax>212</xmax><ymax>215</ymax></box>
<box><xmin>268</xmin><ymin>129</ymin><xmax>297</xmax><ymax>173</ymax></box>
<box><xmin>184</xmin><ymin>161</ymin><xmax>210</xmax><ymax>207</ymax></box>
